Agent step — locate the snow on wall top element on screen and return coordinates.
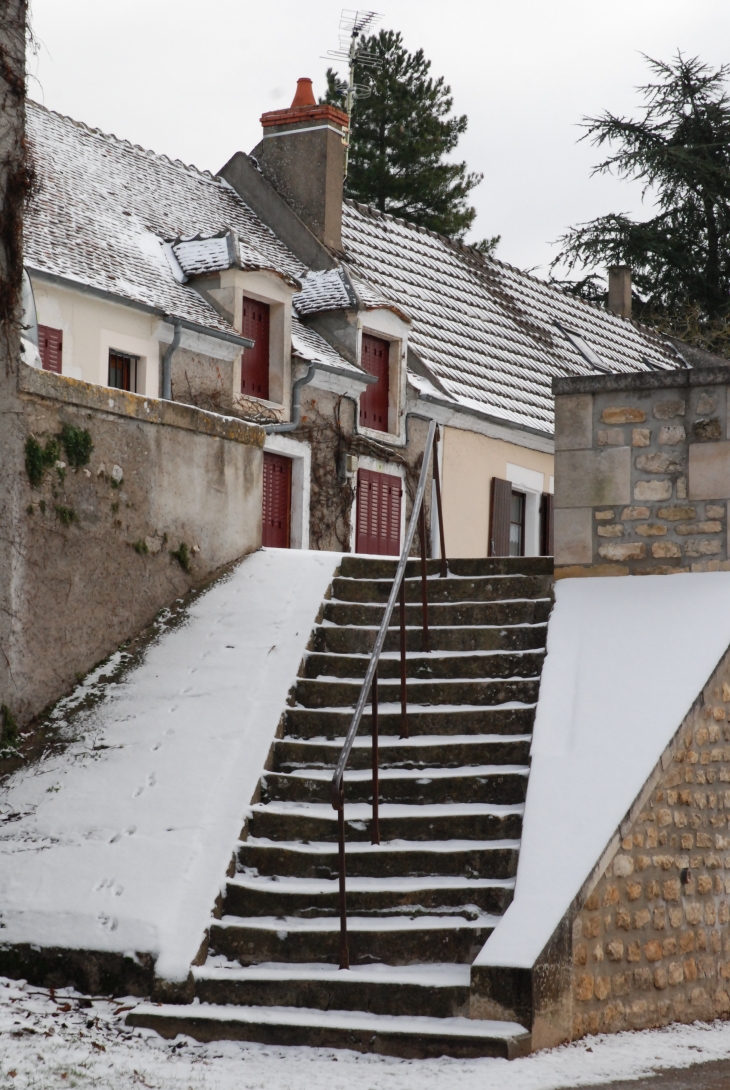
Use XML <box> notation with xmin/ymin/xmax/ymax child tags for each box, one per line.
<box><xmin>476</xmin><ymin>572</ymin><xmax>730</xmax><ymax>971</ymax></box>
<box><xmin>0</xmin><ymin>549</ymin><xmax>341</xmax><ymax>982</ymax></box>
<box><xmin>25</xmin><ymin>102</ymin><xmax>307</xmax><ymax>337</ymax></box>
<box><xmin>341</xmin><ymin>202</ymin><xmax>681</xmax><ymax>435</ymax></box>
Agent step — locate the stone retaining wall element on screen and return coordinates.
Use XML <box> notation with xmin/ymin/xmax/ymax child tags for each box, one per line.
<box><xmin>572</xmin><ymin>647</ymin><xmax>730</xmax><ymax>1037</ymax></box>
<box><xmin>553</xmin><ymin>368</ymin><xmax>730</xmax><ymax>576</ymax></box>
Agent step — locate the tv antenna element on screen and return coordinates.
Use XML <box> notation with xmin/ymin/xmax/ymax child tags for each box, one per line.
<box><xmin>323</xmin><ymin>8</ymin><xmax>383</xmax><ymax>177</ymax></box>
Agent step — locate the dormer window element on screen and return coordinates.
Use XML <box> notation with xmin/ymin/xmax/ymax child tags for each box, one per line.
<box><xmin>359</xmin><ymin>333</ymin><xmax>389</xmax><ymax>431</ymax></box>
<box><xmin>241</xmin><ymin>296</ymin><xmax>270</xmax><ymax>400</ymax></box>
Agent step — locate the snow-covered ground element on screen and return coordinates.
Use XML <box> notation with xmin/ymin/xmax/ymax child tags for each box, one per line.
<box><xmin>0</xmin><ymin>549</ymin><xmax>340</xmax><ymax>983</ymax></box>
<box><xmin>1</xmin><ymin>976</ymin><xmax>730</xmax><ymax>1089</ymax></box>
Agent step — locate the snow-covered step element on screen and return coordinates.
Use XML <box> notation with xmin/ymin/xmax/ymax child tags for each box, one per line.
<box><xmin>273</xmin><ymin>732</ymin><xmax>533</xmax><ymax>771</ymax></box>
<box><xmin>293</xmin><ymin>675</ymin><xmax>541</xmax><ymax>710</ymax></box>
<box><xmin>302</xmin><ymin>648</ymin><xmax>545</xmax><ymax>681</ymax></box>
<box><xmin>284</xmin><ymin>702</ymin><xmax>537</xmax><ymax>739</ymax></box>
<box><xmin>260</xmin><ymin>763</ymin><xmax>529</xmax><ymax>806</ymax></box>
<box><xmin>313</xmin><ymin>619</ymin><xmax>548</xmax><ymax>655</ymax></box>
<box><xmin>237</xmin><ymin>836</ymin><xmax>521</xmax><ymax>880</ymax></box>
<box><xmin>247</xmin><ymin>799</ymin><xmax>525</xmax><ymax>843</ymax></box>
<box><xmin>224</xmin><ymin>872</ymin><xmax>515</xmax><ymax>918</ymax></box>
<box><xmin>322</xmin><ymin>596</ymin><xmax>551</xmax><ymax>630</ymax></box>
<box><xmin>330</xmin><ymin>573</ymin><xmax>550</xmax><ymax>604</ymax></box>
<box><xmin>126</xmin><ymin>1001</ymin><xmax>531</xmax><ymax>1059</ymax></box>
<box><xmin>209</xmin><ymin>912</ymin><xmax>500</xmax><ymax>966</ymax></box>
<box><xmin>192</xmin><ymin>961</ymin><xmax>472</xmax><ymax>1018</ymax></box>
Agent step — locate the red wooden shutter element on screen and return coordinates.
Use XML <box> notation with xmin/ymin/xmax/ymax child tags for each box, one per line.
<box><xmin>241</xmin><ymin>297</ymin><xmax>270</xmax><ymax>400</ymax></box>
<box><xmin>489</xmin><ymin>477</ymin><xmax>512</xmax><ymax>557</ymax></box>
<box><xmin>356</xmin><ymin>468</ymin><xmax>401</xmax><ymax>555</ymax></box>
<box><xmin>262</xmin><ymin>452</ymin><xmax>291</xmax><ymax>548</ymax></box>
<box><xmin>359</xmin><ymin>333</ymin><xmax>389</xmax><ymax>432</ymax></box>
<box><xmin>38</xmin><ymin>325</ymin><xmax>62</xmax><ymax>373</ymax></box>
<box><xmin>541</xmin><ymin>492</ymin><xmax>554</xmax><ymax>556</ymax></box>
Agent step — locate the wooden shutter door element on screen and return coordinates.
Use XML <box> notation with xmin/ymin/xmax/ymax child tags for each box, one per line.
<box><xmin>241</xmin><ymin>297</ymin><xmax>270</xmax><ymax>400</ymax></box>
<box><xmin>489</xmin><ymin>477</ymin><xmax>512</xmax><ymax>557</ymax></box>
<box><xmin>262</xmin><ymin>452</ymin><xmax>291</xmax><ymax>548</ymax></box>
<box><xmin>356</xmin><ymin>469</ymin><xmax>401</xmax><ymax>555</ymax></box>
<box><xmin>541</xmin><ymin>492</ymin><xmax>554</xmax><ymax>556</ymax></box>
<box><xmin>359</xmin><ymin>333</ymin><xmax>389</xmax><ymax>432</ymax></box>
<box><xmin>38</xmin><ymin>325</ymin><xmax>62</xmax><ymax>373</ymax></box>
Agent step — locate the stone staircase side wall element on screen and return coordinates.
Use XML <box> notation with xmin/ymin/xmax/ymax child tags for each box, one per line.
<box><xmin>1</xmin><ymin>365</ymin><xmax>264</xmax><ymax>725</ymax></box>
<box><xmin>552</xmin><ymin>368</ymin><xmax>730</xmax><ymax>578</ymax></box>
<box><xmin>570</xmin><ymin>643</ymin><xmax>730</xmax><ymax>1039</ymax></box>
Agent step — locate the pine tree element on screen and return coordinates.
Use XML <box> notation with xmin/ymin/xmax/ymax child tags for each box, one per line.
<box><xmin>322</xmin><ymin>31</ymin><xmax>491</xmax><ymax>244</ymax></box>
<box><xmin>552</xmin><ymin>54</ymin><xmax>730</xmax><ymax>352</ymax></box>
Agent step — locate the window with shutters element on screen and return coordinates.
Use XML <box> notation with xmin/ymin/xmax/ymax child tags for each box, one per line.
<box><xmin>38</xmin><ymin>325</ymin><xmax>63</xmax><ymax>373</ymax></box>
<box><xmin>356</xmin><ymin>468</ymin><xmax>401</xmax><ymax>555</ymax></box>
<box><xmin>540</xmin><ymin>493</ymin><xmax>554</xmax><ymax>556</ymax></box>
<box><xmin>241</xmin><ymin>296</ymin><xmax>270</xmax><ymax>400</ymax></box>
<box><xmin>262</xmin><ymin>452</ymin><xmax>292</xmax><ymax>548</ymax></box>
<box><xmin>108</xmin><ymin>349</ymin><xmax>138</xmax><ymax>392</ymax></box>
<box><xmin>359</xmin><ymin>333</ymin><xmax>390</xmax><ymax>432</ymax></box>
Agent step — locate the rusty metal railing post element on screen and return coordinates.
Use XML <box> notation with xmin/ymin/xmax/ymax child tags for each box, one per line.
<box><xmin>399</xmin><ymin>574</ymin><xmax>408</xmax><ymax>739</ymax></box>
<box><xmin>433</xmin><ymin>426</ymin><xmax>447</xmax><ymax>578</ymax></box>
<box><xmin>371</xmin><ymin>666</ymin><xmax>380</xmax><ymax>845</ymax></box>
<box><xmin>419</xmin><ymin>504</ymin><xmax>430</xmax><ymax>653</ymax></box>
<box><xmin>337</xmin><ymin>784</ymin><xmax>350</xmax><ymax>970</ymax></box>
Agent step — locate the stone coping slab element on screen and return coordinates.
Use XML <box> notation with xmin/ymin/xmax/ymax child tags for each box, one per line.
<box><xmin>553</xmin><ymin>367</ymin><xmax>730</xmax><ymax>397</ymax></box>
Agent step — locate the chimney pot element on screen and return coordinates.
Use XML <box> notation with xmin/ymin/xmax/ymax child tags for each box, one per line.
<box><xmin>608</xmin><ymin>265</ymin><xmax>632</xmax><ymax>319</ymax></box>
<box><xmin>291</xmin><ymin>78</ymin><xmax>316</xmax><ymax>109</ymax></box>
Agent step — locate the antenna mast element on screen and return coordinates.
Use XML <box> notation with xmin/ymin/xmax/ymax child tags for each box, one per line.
<box><xmin>323</xmin><ymin>8</ymin><xmax>383</xmax><ymax>178</ymax></box>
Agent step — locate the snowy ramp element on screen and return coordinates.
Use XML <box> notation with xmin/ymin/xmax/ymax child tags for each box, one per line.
<box><xmin>476</xmin><ymin>571</ymin><xmax>730</xmax><ymax>972</ymax></box>
<box><xmin>0</xmin><ymin>549</ymin><xmax>340</xmax><ymax>982</ymax></box>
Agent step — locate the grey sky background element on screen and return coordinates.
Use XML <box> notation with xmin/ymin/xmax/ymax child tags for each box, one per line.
<box><xmin>27</xmin><ymin>0</ymin><xmax>729</xmax><ymax>275</ymax></box>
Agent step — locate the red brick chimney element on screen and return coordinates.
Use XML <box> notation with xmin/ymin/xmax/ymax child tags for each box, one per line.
<box><xmin>256</xmin><ymin>79</ymin><xmax>349</xmax><ymax>253</ymax></box>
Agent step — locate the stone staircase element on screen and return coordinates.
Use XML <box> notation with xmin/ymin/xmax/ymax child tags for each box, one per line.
<box><xmin>129</xmin><ymin>555</ymin><xmax>552</xmax><ymax>1059</ymax></box>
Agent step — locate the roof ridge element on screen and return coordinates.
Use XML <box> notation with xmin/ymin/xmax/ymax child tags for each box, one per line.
<box><xmin>27</xmin><ymin>98</ymin><xmax>221</xmax><ymax>188</ymax></box>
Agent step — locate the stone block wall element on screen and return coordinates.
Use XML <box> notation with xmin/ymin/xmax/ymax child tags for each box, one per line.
<box><xmin>553</xmin><ymin>368</ymin><xmax>730</xmax><ymax>576</ymax></box>
<box><xmin>571</xmin><ymin>647</ymin><xmax>730</xmax><ymax>1038</ymax></box>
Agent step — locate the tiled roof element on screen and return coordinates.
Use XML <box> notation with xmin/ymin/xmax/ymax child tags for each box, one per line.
<box><xmin>341</xmin><ymin>201</ymin><xmax>681</xmax><ymax>435</ymax></box>
<box><xmin>25</xmin><ymin>102</ymin><xmax>307</xmax><ymax>338</ymax></box>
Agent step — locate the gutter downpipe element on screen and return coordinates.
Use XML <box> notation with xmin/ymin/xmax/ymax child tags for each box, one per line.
<box><xmin>264</xmin><ymin>359</ymin><xmax>318</xmax><ymax>433</ymax></box>
<box><xmin>162</xmin><ymin>319</ymin><xmax>182</xmax><ymax>401</ymax></box>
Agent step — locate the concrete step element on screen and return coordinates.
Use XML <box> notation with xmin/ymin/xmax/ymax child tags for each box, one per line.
<box><xmin>331</xmin><ymin>574</ymin><xmax>552</xmax><ymax>605</ymax></box>
<box><xmin>208</xmin><ymin>912</ymin><xmax>498</xmax><ymax>966</ymax></box>
<box><xmin>339</xmin><ymin>554</ymin><xmax>553</xmax><ymax>580</ymax></box>
<box><xmin>247</xmin><ymin>800</ymin><xmax>524</xmax><ymax>843</ymax></box>
<box><xmin>283</xmin><ymin>704</ymin><xmax>535</xmax><ymax>739</ymax></box>
<box><xmin>301</xmin><ymin>648</ymin><xmax>545</xmax><ymax>682</ymax></box>
<box><xmin>273</xmin><ymin>733</ymin><xmax>532</xmax><ymax>772</ymax></box>
<box><xmin>323</xmin><ymin>598</ymin><xmax>552</xmax><ymax>628</ymax></box>
<box><xmin>237</xmin><ymin>838</ymin><xmax>520</xmax><ymax>880</ymax></box>
<box><xmin>312</xmin><ymin>622</ymin><xmax>548</xmax><ymax>655</ymax></box>
<box><xmin>126</xmin><ymin>1001</ymin><xmax>531</xmax><ymax>1060</ymax></box>
<box><xmin>293</xmin><ymin>677</ymin><xmax>540</xmax><ymax>709</ymax></box>
<box><xmin>193</xmin><ymin>962</ymin><xmax>472</xmax><ymax>1019</ymax></box>
<box><xmin>223</xmin><ymin>874</ymin><xmax>514</xmax><ymax>919</ymax></box>
<box><xmin>260</xmin><ymin>765</ymin><xmax>529</xmax><ymax>807</ymax></box>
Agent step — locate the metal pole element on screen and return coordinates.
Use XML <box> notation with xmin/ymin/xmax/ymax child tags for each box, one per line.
<box><xmin>419</xmin><ymin>504</ymin><xmax>430</xmax><ymax>653</ymax></box>
<box><xmin>371</xmin><ymin>666</ymin><xmax>380</xmax><ymax>846</ymax></box>
<box><xmin>337</xmin><ymin>789</ymin><xmax>350</xmax><ymax>970</ymax></box>
<box><xmin>399</xmin><ymin>575</ymin><xmax>408</xmax><ymax>740</ymax></box>
<box><xmin>433</xmin><ymin>427</ymin><xmax>447</xmax><ymax>578</ymax></box>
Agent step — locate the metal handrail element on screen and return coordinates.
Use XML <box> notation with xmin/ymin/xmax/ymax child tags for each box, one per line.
<box><xmin>331</xmin><ymin>419</ymin><xmax>446</xmax><ymax>969</ymax></box>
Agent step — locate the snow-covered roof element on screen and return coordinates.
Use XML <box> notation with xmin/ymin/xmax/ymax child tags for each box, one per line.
<box><xmin>25</xmin><ymin>103</ymin><xmax>307</xmax><ymax>341</ymax></box>
<box><xmin>340</xmin><ymin>202</ymin><xmax>681</xmax><ymax>435</ymax></box>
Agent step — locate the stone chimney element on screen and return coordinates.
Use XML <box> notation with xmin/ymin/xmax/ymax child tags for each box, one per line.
<box><xmin>607</xmin><ymin>266</ymin><xmax>632</xmax><ymax>319</ymax></box>
<box><xmin>256</xmin><ymin>78</ymin><xmax>349</xmax><ymax>253</ymax></box>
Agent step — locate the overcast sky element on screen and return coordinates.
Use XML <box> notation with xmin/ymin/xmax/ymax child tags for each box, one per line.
<box><xmin>27</xmin><ymin>0</ymin><xmax>730</xmax><ymax>275</ymax></box>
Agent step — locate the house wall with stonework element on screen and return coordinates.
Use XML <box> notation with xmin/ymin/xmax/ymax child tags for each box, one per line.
<box><xmin>571</xmin><ymin>647</ymin><xmax>730</xmax><ymax>1039</ymax></box>
<box><xmin>553</xmin><ymin>368</ymin><xmax>730</xmax><ymax>577</ymax></box>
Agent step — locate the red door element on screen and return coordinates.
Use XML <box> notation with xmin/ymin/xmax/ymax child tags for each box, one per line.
<box><xmin>356</xmin><ymin>469</ymin><xmax>401</xmax><ymax>555</ymax></box>
<box><xmin>241</xmin><ymin>297</ymin><xmax>270</xmax><ymax>400</ymax></box>
<box><xmin>262</xmin><ymin>452</ymin><xmax>291</xmax><ymax>548</ymax></box>
<box><xmin>359</xmin><ymin>333</ymin><xmax>389</xmax><ymax>431</ymax></box>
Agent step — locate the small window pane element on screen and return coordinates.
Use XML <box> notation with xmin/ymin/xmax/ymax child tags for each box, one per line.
<box><xmin>509</xmin><ymin>490</ymin><xmax>525</xmax><ymax>557</ymax></box>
